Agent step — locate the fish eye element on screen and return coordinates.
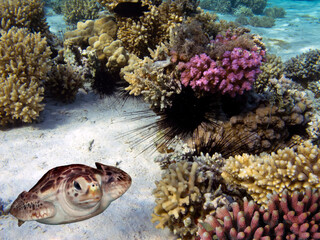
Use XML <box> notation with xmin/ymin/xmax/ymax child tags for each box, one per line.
<box><xmin>74</xmin><ymin>181</ymin><xmax>82</xmax><ymax>190</ymax></box>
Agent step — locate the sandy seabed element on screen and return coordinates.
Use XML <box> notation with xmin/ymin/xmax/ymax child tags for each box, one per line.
<box><xmin>0</xmin><ymin>92</ymin><xmax>174</xmax><ymax>240</ymax></box>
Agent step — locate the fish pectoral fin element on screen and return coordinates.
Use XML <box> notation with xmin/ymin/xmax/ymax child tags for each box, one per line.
<box><xmin>10</xmin><ymin>191</ymin><xmax>56</xmax><ymax>222</ymax></box>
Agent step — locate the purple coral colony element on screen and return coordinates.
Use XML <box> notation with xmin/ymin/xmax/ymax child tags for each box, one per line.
<box><xmin>1</xmin><ymin>0</ymin><xmax>320</xmax><ymax>239</ymax></box>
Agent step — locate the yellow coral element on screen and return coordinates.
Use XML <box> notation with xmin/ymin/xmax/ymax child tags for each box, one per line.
<box><xmin>0</xmin><ymin>27</ymin><xmax>51</xmax><ymax>125</ymax></box>
<box><xmin>222</xmin><ymin>140</ymin><xmax>320</xmax><ymax>206</ymax></box>
<box><xmin>122</xmin><ymin>44</ymin><xmax>182</xmax><ymax>110</ymax></box>
<box><xmin>62</xmin><ymin>0</ymin><xmax>101</xmax><ymax>25</ymax></box>
<box><xmin>151</xmin><ymin>162</ymin><xmax>202</xmax><ymax>237</ymax></box>
<box><xmin>0</xmin><ymin>0</ymin><xmax>49</xmax><ymax>33</ymax></box>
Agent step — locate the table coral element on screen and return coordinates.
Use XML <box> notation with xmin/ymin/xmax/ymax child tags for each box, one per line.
<box><xmin>0</xmin><ymin>27</ymin><xmax>51</xmax><ymax>126</ymax></box>
<box><xmin>221</xmin><ymin>140</ymin><xmax>320</xmax><ymax>206</ymax></box>
<box><xmin>198</xmin><ymin>189</ymin><xmax>320</xmax><ymax>240</ymax></box>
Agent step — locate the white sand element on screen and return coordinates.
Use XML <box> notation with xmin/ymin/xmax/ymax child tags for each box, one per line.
<box><xmin>0</xmin><ymin>91</ymin><xmax>174</xmax><ymax>240</ymax></box>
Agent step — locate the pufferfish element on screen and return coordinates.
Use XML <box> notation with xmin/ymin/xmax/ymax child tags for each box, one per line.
<box><xmin>9</xmin><ymin>162</ymin><xmax>131</xmax><ymax>226</ymax></box>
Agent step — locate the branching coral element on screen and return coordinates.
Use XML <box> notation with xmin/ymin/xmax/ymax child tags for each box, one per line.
<box><xmin>46</xmin><ymin>49</ymin><xmax>86</xmax><ymax>102</ymax></box>
<box><xmin>221</xmin><ymin>140</ymin><xmax>320</xmax><ymax>206</ymax></box>
<box><xmin>0</xmin><ymin>0</ymin><xmax>49</xmax><ymax>34</ymax></box>
<box><xmin>62</xmin><ymin>0</ymin><xmax>101</xmax><ymax>25</ymax></box>
<box><xmin>122</xmin><ymin>43</ymin><xmax>182</xmax><ymax>111</ymax></box>
<box><xmin>0</xmin><ymin>27</ymin><xmax>52</xmax><ymax>126</ymax></box>
<box><xmin>178</xmin><ymin>48</ymin><xmax>264</xmax><ymax>97</ymax></box>
<box><xmin>254</xmin><ymin>53</ymin><xmax>284</xmax><ymax>93</ymax></box>
<box><xmin>198</xmin><ymin>189</ymin><xmax>320</xmax><ymax>240</ymax></box>
<box><xmin>151</xmin><ymin>143</ymin><xmax>242</xmax><ymax>239</ymax></box>
<box><xmin>284</xmin><ymin>49</ymin><xmax>320</xmax><ymax>83</ymax></box>
<box><xmin>115</xmin><ymin>1</ymin><xmax>183</xmax><ymax>57</ymax></box>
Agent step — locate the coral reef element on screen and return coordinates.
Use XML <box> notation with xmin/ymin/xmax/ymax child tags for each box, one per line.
<box><xmin>284</xmin><ymin>49</ymin><xmax>320</xmax><ymax>83</ymax></box>
<box><xmin>122</xmin><ymin>43</ymin><xmax>182</xmax><ymax>111</ymax></box>
<box><xmin>221</xmin><ymin>140</ymin><xmax>320</xmax><ymax>206</ymax></box>
<box><xmin>199</xmin><ymin>0</ymin><xmax>267</xmax><ymax>14</ymax></box>
<box><xmin>264</xmin><ymin>6</ymin><xmax>286</xmax><ymax>18</ymax></box>
<box><xmin>178</xmin><ymin>48</ymin><xmax>264</xmax><ymax>97</ymax></box>
<box><xmin>0</xmin><ymin>27</ymin><xmax>52</xmax><ymax>126</ymax></box>
<box><xmin>254</xmin><ymin>53</ymin><xmax>284</xmax><ymax>93</ymax></box>
<box><xmin>64</xmin><ymin>16</ymin><xmax>118</xmax><ymax>52</ymax></box>
<box><xmin>151</xmin><ymin>141</ymin><xmax>244</xmax><ymax>239</ymax></box>
<box><xmin>249</xmin><ymin>16</ymin><xmax>275</xmax><ymax>28</ymax></box>
<box><xmin>198</xmin><ymin>189</ymin><xmax>320</xmax><ymax>240</ymax></box>
<box><xmin>62</xmin><ymin>0</ymin><xmax>101</xmax><ymax>25</ymax></box>
<box><xmin>46</xmin><ymin>49</ymin><xmax>86</xmax><ymax>102</ymax></box>
<box><xmin>0</xmin><ymin>0</ymin><xmax>49</xmax><ymax>34</ymax></box>
<box><xmin>115</xmin><ymin>1</ymin><xmax>183</xmax><ymax>57</ymax></box>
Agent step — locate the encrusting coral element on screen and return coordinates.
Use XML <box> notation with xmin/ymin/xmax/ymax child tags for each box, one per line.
<box><xmin>221</xmin><ymin>140</ymin><xmax>320</xmax><ymax>206</ymax></box>
<box><xmin>198</xmin><ymin>189</ymin><xmax>320</xmax><ymax>240</ymax></box>
<box><xmin>0</xmin><ymin>27</ymin><xmax>52</xmax><ymax>126</ymax></box>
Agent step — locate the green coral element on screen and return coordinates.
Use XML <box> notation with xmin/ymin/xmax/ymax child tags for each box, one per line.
<box><xmin>264</xmin><ymin>6</ymin><xmax>286</xmax><ymax>18</ymax></box>
<box><xmin>0</xmin><ymin>27</ymin><xmax>52</xmax><ymax>126</ymax></box>
<box><xmin>249</xmin><ymin>15</ymin><xmax>275</xmax><ymax>28</ymax></box>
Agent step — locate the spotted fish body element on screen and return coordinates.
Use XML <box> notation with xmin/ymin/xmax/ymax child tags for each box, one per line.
<box><xmin>9</xmin><ymin>163</ymin><xmax>131</xmax><ymax>225</ymax></box>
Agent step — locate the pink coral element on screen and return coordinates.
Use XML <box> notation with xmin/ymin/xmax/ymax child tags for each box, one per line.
<box><xmin>198</xmin><ymin>189</ymin><xmax>320</xmax><ymax>240</ymax></box>
<box><xmin>178</xmin><ymin>48</ymin><xmax>264</xmax><ymax>97</ymax></box>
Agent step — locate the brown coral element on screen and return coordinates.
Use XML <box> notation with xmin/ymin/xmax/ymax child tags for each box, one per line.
<box><xmin>0</xmin><ymin>27</ymin><xmax>52</xmax><ymax>126</ymax></box>
<box><xmin>151</xmin><ymin>141</ymin><xmax>246</xmax><ymax>239</ymax></box>
<box><xmin>221</xmin><ymin>140</ymin><xmax>320</xmax><ymax>206</ymax></box>
<box><xmin>122</xmin><ymin>43</ymin><xmax>182</xmax><ymax>111</ymax></box>
<box><xmin>62</xmin><ymin>0</ymin><xmax>101</xmax><ymax>25</ymax></box>
<box><xmin>0</xmin><ymin>0</ymin><xmax>49</xmax><ymax>34</ymax></box>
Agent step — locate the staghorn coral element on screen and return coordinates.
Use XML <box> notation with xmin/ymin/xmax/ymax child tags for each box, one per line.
<box><xmin>198</xmin><ymin>189</ymin><xmax>320</xmax><ymax>240</ymax></box>
<box><xmin>122</xmin><ymin>43</ymin><xmax>182</xmax><ymax>111</ymax></box>
<box><xmin>0</xmin><ymin>0</ymin><xmax>49</xmax><ymax>34</ymax></box>
<box><xmin>62</xmin><ymin>0</ymin><xmax>102</xmax><ymax>25</ymax></box>
<box><xmin>0</xmin><ymin>27</ymin><xmax>51</xmax><ymax>126</ymax></box>
<box><xmin>221</xmin><ymin>140</ymin><xmax>320</xmax><ymax>206</ymax></box>
<box><xmin>284</xmin><ymin>49</ymin><xmax>320</xmax><ymax>83</ymax></box>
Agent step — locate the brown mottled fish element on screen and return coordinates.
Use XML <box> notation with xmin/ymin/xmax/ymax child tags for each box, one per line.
<box><xmin>9</xmin><ymin>162</ymin><xmax>131</xmax><ymax>226</ymax></box>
